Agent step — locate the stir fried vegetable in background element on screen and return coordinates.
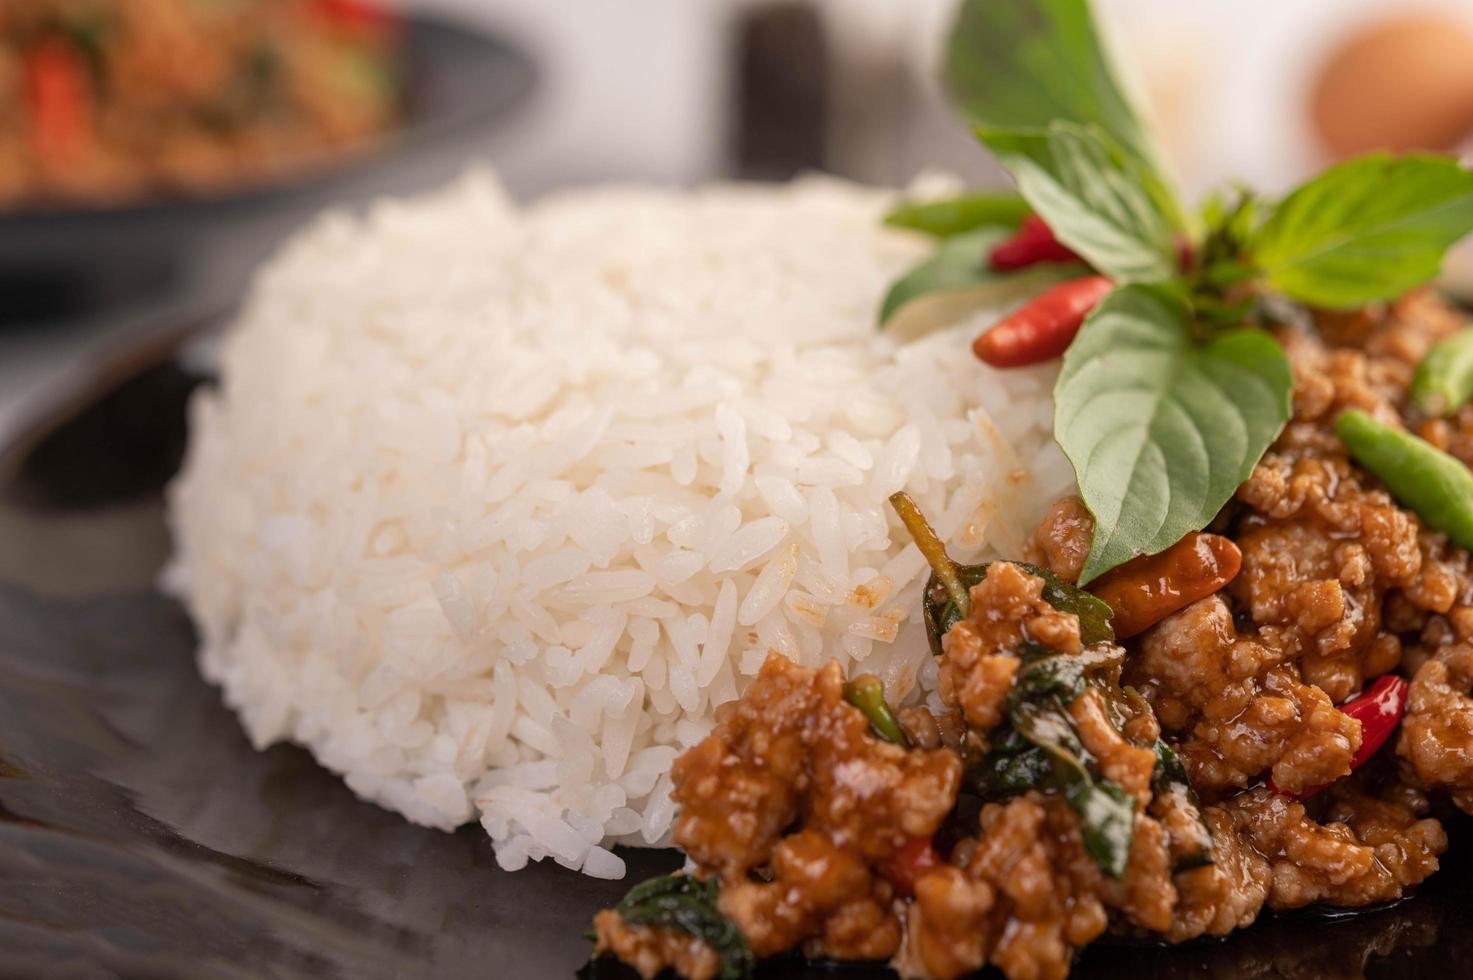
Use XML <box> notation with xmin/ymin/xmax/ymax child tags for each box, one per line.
<box><xmin>1</xmin><ymin>0</ymin><xmax>403</xmax><ymax>206</ymax></box>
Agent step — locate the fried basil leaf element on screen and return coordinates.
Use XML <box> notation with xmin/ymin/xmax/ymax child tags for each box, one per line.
<box><xmin>1063</xmin><ymin>776</ymin><xmax>1136</xmax><ymax>877</ymax></box>
<box><xmin>974</xmin><ymin>732</ymin><xmax>1055</xmax><ymax>796</ymax></box>
<box><xmin>1007</xmin><ymin>697</ymin><xmax>1136</xmax><ymax>878</ymax></box>
<box><xmin>1015</xmin><ymin>645</ymin><xmax>1125</xmax><ymax>703</ymax></box>
<box><xmin>1151</xmin><ymin>740</ymin><xmax>1214</xmax><ymax>870</ymax></box>
<box><xmin>609</xmin><ymin>874</ymin><xmax>753</xmax><ymax>980</ymax></box>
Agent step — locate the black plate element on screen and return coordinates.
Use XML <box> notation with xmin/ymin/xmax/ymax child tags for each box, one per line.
<box><xmin>2</xmin><ymin>330</ymin><xmax>1473</xmax><ymax>980</ymax></box>
<box><xmin>0</xmin><ymin>15</ymin><xmax>534</xmax><ymax>325</ymax></box>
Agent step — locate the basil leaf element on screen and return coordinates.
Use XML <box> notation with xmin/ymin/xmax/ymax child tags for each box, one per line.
<box><xmin>611</xmin><ymin>874</ymin><xmax>753</xmax><ymax>980</ymax></box>
<box><xmin>1033</xmin><ymin>566</ymin><xmax>1117</xmax><ymax>647</ymax></box>
<box><xmin>1055</xmin><ymin>284</ymin><xmax>1292</xmax><ymax>583</ymax></box>
<box><xmin>878</xmin><ymin>227</ymin><xmax>1082</xmax><ymax>331</ymax></box>
<box><xmin>980</xmin><ymin>123</ymin><xmax>1178</xmax><ymax>283</ymax></box>
<box><xmin>1016</xmin><ymin>654</ymin><xmax>1089</xmax><ymax>703</ymax></box>
<box><xmin>975</xmin><ymin>739</ymin><xmax>1055</xmax><ymax>796</ymax></box>
<box><xmin>972</xmin><ymin>698</ymin><xmax>1137</xmax><ymax>878</ymax></box>
<box><xmin>1252</xmin><ymin>154</ymin><xmax>1473</xmax><ymax>308</ymax></box>
<box><xmin>1064</xmin><ymin>775</ymin><xmax>1136</xmax><ymax>877</ymax></box>
<box><xmin>944</xmin><ymin>0</ymin><xmax>1166</xmax><ymax>185</ymax></box>
<box><xmin>1010</xmin><ymin>696</ymin><xmax>1135</xmax><ymax>878</ymax></box>
<box><xmin>884</xmin><ymin>192</ymin><xmax>1031</xmax><ymax>238</ymax></box>
<box><xmin>1151</xmin><ymin>740</ymin><xmax>1214</xmax><ymax>869</ymax></box>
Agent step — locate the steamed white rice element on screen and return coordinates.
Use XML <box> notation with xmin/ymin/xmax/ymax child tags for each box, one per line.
<box><xmin>165</xmin><ymin>171</ymin><xmax>1073</xmax><ymax>880</ymax></box>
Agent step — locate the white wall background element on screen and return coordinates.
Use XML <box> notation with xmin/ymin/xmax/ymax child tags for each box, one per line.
<box><xmin>407</xmin><ymin>0</ymin><xmax>1473</xmax><ymax>199</ymax></box>
<box><xmin>409</xmin><ymin>0</ymin><xmax>734</xmax><ymax>195</ymax></box>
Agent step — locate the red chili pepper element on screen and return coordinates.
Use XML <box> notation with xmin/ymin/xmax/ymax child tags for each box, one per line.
<box><xmin>24</xmin><ymin>38</ymin><xmax>91</xmax><ymax>166</ymax></box>
<box><xmin>972</xmin><ymin>275</ymin><xmax>1114</xmax><ymax>368</ymax></box>
<box><xmin>988</xmin><ymin>214</ymin><xmax>1081</xmax><ymax>271</ymax></box>
<box><xmin>312</xmin><ymin>0</ymin><xmax>400</xmax><ymax>42</ymax></box>
<box><xmin>884</xmin><ymin>835</ymin><xmax>941</xmax><ymax>897</ymax></box>
<box><xmin>1270</xmin><ymin>674</ymin><xmax>1409</xmax><ymax>800</ymax></box>
<box><xmin>1175</xmin><ymin>237</ymin><xmax>1197</xmax><ymax>274</ymax></box>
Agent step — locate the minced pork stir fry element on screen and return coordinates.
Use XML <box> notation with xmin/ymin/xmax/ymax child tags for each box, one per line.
<box><xmin>593</xmin><ymin>292</ymin><xmax>1471</xmax><ymax>980</ymax></box>
<box><xmin>587</xmin><ymin>0</ymin><xmax>1473</xmax><ymax>975</ymax></box>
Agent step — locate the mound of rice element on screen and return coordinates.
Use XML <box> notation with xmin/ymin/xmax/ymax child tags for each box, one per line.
<box><xmin>165</xmin><ymin>172</ymin><xmax>1074</xmax><ymax>879</ymax></box>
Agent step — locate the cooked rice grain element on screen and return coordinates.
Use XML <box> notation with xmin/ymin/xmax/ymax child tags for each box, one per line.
<box><xmin>165</xmin><ymin>172</ymin><xmax>1072</xmax><ymax>879</ymax></box>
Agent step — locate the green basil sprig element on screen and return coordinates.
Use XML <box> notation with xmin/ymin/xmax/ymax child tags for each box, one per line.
<box><xmin>933</xmin><ymin>0</ymin><xmax>1287</xmax><ymax>584</ymax></box>
<box><xmin>886</xmin><ymin>0</ymin><xmax>1473</xmax><ymax>583</ymax></box>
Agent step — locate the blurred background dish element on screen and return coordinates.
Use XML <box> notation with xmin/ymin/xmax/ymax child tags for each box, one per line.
<box><xmin>0</xmin><ymin>6</ymin><xmax>532</xmax><ymax>328</ymax></box>
<box><xmin>0</xmin><ymin>0</ymin><xmax>406</xmax><ymax>208</ymax></box>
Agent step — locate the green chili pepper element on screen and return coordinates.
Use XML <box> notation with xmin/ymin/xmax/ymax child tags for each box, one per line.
<box><xmin>1412</xmin><ymin>327</ymin><xmax>1473</xmax><ymax>417</ymax></box>
<box><xmin>1336</xmin><ymin>409</ymin><xmax>1473</xmax><ymax>551</ymax></box>
<box><xmin>883</xmin><ymin>192</ymin><xmax>1030</xmax><ymax>238</ymax></box>
<box><xmin>843</xmin><ymin>675</ymin><xmax>910</xmax><ymax>747</ymax></box>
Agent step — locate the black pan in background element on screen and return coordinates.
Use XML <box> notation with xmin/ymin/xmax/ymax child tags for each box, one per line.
<box><xmin>0</xmin><ymin>15</ymin><xmax>534</xmax><ymax>326</ymax></box>
<box><xmin>1</xmin><ymin>333</ymin><xmax>1473</xmax><ymax>980</ymax></box>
